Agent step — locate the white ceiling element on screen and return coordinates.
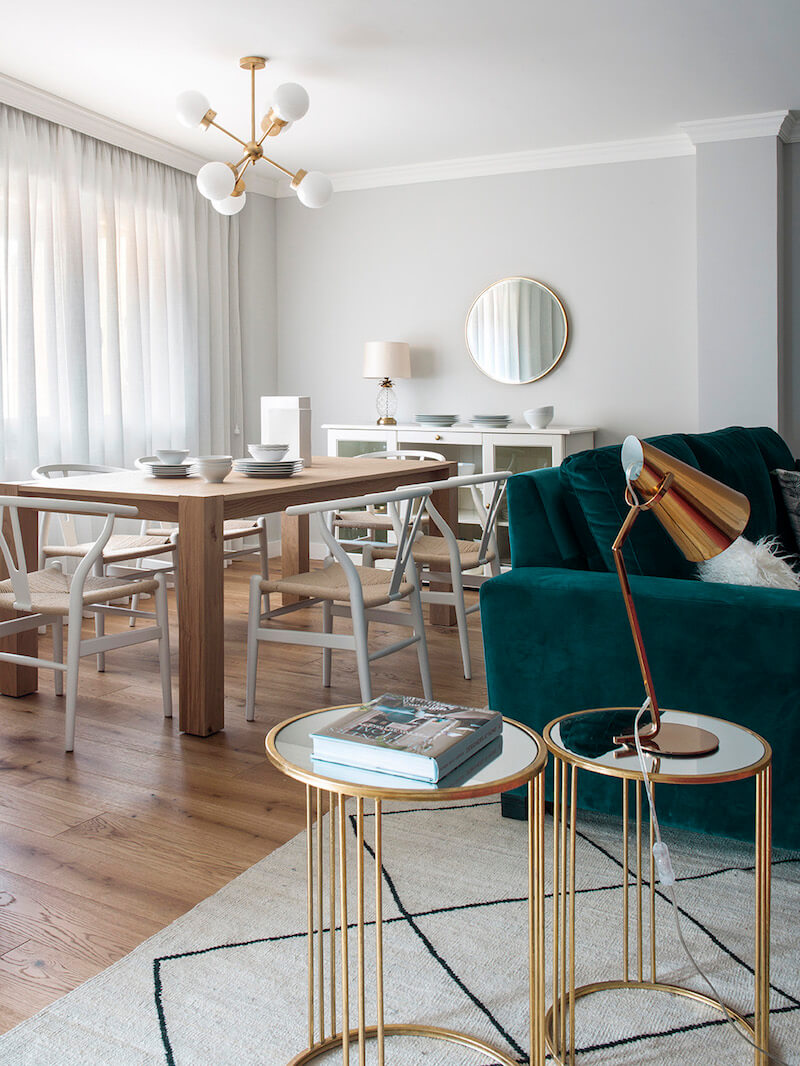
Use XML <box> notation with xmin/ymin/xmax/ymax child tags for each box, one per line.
<box><xmin>1</xmin><ymin>0</ymin><xmax>799</xmax><ymax>177</ymax></box>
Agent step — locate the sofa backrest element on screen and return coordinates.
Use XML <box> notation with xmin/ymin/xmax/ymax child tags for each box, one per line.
<box><xmin>508</xmin><ymin>426</ymin><xmax>796</xmax><ymax>576</ymax></box>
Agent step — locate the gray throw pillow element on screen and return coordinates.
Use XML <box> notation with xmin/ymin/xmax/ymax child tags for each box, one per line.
<box><xmin>775</xmin><ymin>468</ymin><xmax>800</xmax><ymax>552</ymax></box>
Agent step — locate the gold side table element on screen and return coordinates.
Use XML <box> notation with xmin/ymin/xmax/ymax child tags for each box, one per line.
<box><xmin>266</xmin><ymin>706</ymin><xmax>548</xmax><ymax>1066</ymax></box>
<box><xmin>543</xmin><ymin>707</ymin><xmax>772</xmax><ymax>1066</ymax></box>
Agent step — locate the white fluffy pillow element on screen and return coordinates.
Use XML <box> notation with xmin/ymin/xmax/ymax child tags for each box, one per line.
<box><xmin>697</xmin><ymin>536</ymin><xmax>800</xmax><ymax>590</ymax></box>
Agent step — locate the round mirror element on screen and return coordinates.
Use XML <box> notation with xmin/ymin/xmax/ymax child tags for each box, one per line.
<box><xmin>465</xmin><ymin>276</ymin><xmax>568</xmax><ymax>384</ymax></box>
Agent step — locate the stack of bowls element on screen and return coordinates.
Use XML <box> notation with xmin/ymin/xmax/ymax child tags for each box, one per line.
<box><xmin>191</xmin><ymin>455</ymin><xmax>233</xmax><ymax>483</ymax></box>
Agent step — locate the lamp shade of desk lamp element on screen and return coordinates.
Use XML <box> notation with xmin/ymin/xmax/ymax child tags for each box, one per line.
<box><xmin>363</xmin><ymin>342</ymin><xmax>411</xmax><ymax>425</ymax></box>
<box><xmin>612</xmin><ymin>436</ymin><xmax>750</xmax><ymax>757</ymax></box>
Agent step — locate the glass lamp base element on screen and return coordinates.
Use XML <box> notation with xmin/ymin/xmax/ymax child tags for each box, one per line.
<box><xmin>375</xmin><ymin>379</ymin><xmax>397</xmax><ymax>425</ymax></box>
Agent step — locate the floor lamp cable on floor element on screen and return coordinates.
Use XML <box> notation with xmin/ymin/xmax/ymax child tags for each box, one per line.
<box><xmin>633</xmin><ymin>700</ymin><xmax>792</xmax><ymax>1066</ymax></box>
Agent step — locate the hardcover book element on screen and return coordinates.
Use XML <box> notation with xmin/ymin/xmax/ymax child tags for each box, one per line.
<box><xmin>310</xmin><ymin>694</ymin><xmax>503</xmax><ymax>783</ymax></box>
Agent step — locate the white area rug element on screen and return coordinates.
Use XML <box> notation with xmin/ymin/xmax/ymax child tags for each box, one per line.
<box><xmin>1</xmin><ymin>800</ymin><xmax>798</xmax><ymax>1065</ymax></box>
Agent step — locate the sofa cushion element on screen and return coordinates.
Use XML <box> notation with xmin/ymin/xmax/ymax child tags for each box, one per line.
<box><xmin>559</xmin><ymin>434</ymin><xmax>700</xmax><ymax>578</ymax></box>
<box><xmin>683</xmin><ymin>426</ymin><xmax>783</xmax><ymax>544</ymax></box>
<box><xmin>507</xmin><ymin>467</ymin><xmax>587</xmax><ymax>570</ymax></box>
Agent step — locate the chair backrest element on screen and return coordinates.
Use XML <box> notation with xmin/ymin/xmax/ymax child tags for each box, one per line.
<box><xmin>420</xmin><ymin>471</ymin><xmax>511</xmax><ymax>568</ymax></box>
<box><xmin>31</xmin><ymin>464</ymin><xmax>126</xmax><ymax>550</ymax></box>
<box><xmin>287</xmin><ymin>485</ymin><xmax>432</xmax><ymax>603</ymax></box>
<box><xmin>356</xmin><ymin>449</ymin><xmax>447</xmax><ymax>462</ymax></box>
<box><xmin>0</xmin><ymin>496</ymin><xmax>139</xmax><ymax>612</ymax></box>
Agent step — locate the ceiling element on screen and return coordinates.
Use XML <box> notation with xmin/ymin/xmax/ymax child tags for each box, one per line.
<box><xmin>2</xmin><ymin>0</ymin><xmax>799</xmax><ymax>177</ymax></box>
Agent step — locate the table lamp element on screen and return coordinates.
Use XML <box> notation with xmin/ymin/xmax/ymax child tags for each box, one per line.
<box><xmin>612</xmin><ymin>436</ymin><xmax>750</xmax><ymax>757</ymax></box>
<box><xmin>363</xmin><ymin>341</ymin><xmax>411</xmax><ymax>425</ymax></box>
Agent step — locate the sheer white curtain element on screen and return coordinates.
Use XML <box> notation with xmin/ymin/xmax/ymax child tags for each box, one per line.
<box><xmin>0</xmin><ymin>104</ymin><xmax>244</xmax><ymax>479</ymax></box>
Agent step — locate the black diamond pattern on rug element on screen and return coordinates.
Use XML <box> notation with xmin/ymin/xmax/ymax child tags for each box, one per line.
<box><xmin>153</xmin><ymin>800</ymin><xmax>800</xmax><ymax>1065</ymax></box>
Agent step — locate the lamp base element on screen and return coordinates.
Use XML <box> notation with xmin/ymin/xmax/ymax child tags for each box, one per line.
<box><xmin>614</xmin><ymin>721</ymin><xmax>719</xmax><ymax>758</ymax></box>
<box><xmin>376</xmin><ymin>416</ymin><xmax>397</xmax><ymax>425</ymax></box>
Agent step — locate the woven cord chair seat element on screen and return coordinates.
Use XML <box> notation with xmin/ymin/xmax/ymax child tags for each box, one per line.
<box><xmin>260</xmin><ymin>563</ymin><xmax>413</xmax><ymax>608</ymax></box>
<box><xmin>42</xmin><ymin>533</ymin><xmax>174</xmax><ymax>563</ymax></box>
<box><xmin>0</xmin><ymin>569</ymin><xmax>160</xmax><ymax>616</ymax></box>
<box><xmin>332</xmin><ymin>510</ymin><xmax>430</xmax><ymax>531</ymax></box>
<box><xmin>370</xmin><ymin>534</ymin><xmax>496</xmax><ymax>570</ymax></box>
<box><xmin>144</xmin><ymin>520</ymin><xmax>260</xmax><ymax>541</ymax></box>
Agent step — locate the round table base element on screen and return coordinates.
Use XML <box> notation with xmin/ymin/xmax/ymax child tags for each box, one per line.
<box><xmin>544</xmin><ymin>980</ymin><xmax>755</xmax><ymax>1064</ymax></box>
<box><xmin>287</xmin><ymin>1022</ymin><xmax>521</xmax><ymax>1065</ymax></box>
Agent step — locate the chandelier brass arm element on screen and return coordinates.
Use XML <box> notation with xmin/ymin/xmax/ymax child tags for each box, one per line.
<box><xmin>176</xmin><ymin>56</ymin><xmax>333</xmax><ymax>215</ymax></box>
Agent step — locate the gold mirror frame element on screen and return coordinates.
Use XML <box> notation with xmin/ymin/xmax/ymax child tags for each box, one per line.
<box><xmin>465</xmin><ymin>276</ymin><xmax>569</xmax><ymax>385</ymax></box>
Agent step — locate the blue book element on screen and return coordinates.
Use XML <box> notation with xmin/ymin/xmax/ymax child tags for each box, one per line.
<box><xmin>310</xmin><ymin>693</ymin><xmax>502</xmax><ymax>783</ymax></box>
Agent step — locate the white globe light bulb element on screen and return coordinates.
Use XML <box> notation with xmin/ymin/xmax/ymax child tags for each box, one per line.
<box><xmin>213</xmin><ymin>192</ymin><xmax>247</xmax><ymax>216</ymax></box>
<box><xmin>196</xmin><ymin>161</ymin><xmax>235</xmax><ymax>201</ymax></box>
<box><xmin>295</xmin><ymin>170</ymin><xmax>333</xmax><ymax>209</ymax></box>
<box><xmin>176</xmin><ymin>90</ymin><xmax>211</xmax><ymax>128</ymax></box>
<box><xmin>272</xmin><ymin>83</ymin><xmax>309</xmax><ymax>123</ymax></box>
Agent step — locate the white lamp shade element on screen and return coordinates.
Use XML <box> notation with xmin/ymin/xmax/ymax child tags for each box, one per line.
<box><xmin>295</xmin><ymin>170</ymin><xmax>333</xmax><ymax>209</ymax></box>
<box><xmin>196</xmin><ymin>161</ymin><xmax>235</xmax><ymax>201</ymax></box>
<box><xmin>176</xmin><ymin>90</ymin><xmax>211</xmax><ymax>128</ymax></box>
<box><xmin>212</xmin><ymin>192</ymin><xmax>247</xmax><ymax>216</ymax></box>
<box><xmin>272</xmin><ymin>82</ymin><xmax>309</xmax><ymax>122</ymax></box>
<box><xmin>363</xmin><ymin>342</ymin><xmax>411</xmax><ymax>380</ymax></box>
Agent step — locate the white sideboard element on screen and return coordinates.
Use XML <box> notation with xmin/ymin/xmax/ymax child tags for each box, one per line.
<box><xmin>324</xmin><ymin>422</ymin><xmax>596</xmax><ymax>470</ymax></box>
<box><xmin>323</xmin><ymin>423</ymin><xmax>596</xmax><ymax>558</ymax></box>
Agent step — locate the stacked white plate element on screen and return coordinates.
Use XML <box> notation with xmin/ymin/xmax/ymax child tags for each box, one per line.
<box><xmin>414</xmin><ymin>414</ymin><xmax>459</xmax><ymax>427</ymax></box>
<box><xmin>470</xmin><ymin>414</ymin><xmax>512</xmax><ymax>428</ymax></box>
<box><xmin>233</xmin><ymin>458</ymin><xmax>304</xmax><ymax>479</ymax></box>
<box><xmin>139</xmin><ymin>457</ymin><xmax>194</xmax><ymax>479</ymax></box>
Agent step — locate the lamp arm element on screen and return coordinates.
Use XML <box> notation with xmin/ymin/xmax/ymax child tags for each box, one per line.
<box><xmin>611</xmin><ymin>502</ymin><xmax>661</xmax><ymax>741</ymax></box>
<box><xmin>207</xmin><ymin>118</ymin><xmax>248</xmax><ymax>148</ymax></box>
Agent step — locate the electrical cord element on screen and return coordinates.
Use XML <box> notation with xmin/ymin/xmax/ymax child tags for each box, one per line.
<box><xmin>632</xmin><ymin>700</ymin><xmax>793</xmax><ymax>1065</ymax></box>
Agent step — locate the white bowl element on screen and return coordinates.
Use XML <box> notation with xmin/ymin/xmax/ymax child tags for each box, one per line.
<box><xmin>248</xmin><ymin>444</ymin><xmax>289</xmax><ymax>461</ymax></box>
<box><xmin>524</xmin><ymin>406</ymin><xmax>554</xmax><ymax>429</ymax></box>
<box><xmin>155</xmin><ymin>448</ymin><xmax>190</xmax><ymax>465</ymax></box>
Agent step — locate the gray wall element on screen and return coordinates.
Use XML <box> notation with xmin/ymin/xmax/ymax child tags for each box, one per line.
<box><xmin>695</xmin><ymin>137</ymin><xmax>782</xmax><ymax>435</ymax></box>
<box><xmin>783</xmin><ymin>142</ymin><xmax>800</xmax><ymax>454</ymax></box>
<box><xmin>238</xmin><ymin>193</ymin><xmax>278</xmax><ymax>448</ymax></box>
<box><xmin>275</xmin><ymin>158</ymin><xmax>699</xmax><ymax>452</ymax></box>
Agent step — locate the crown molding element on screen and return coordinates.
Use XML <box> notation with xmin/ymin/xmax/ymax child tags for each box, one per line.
<box><xmin>5</xmin><ymin>71</ymin><xmax>798</xmax><ymax>200</ymax></box>
<box><xmin>680</xmin><ymin>109</ymin><xmax>798</xmax><ymax>145</ymax></box>
<box><xmin>272</xmin><ymin>133</ymin><xmax>695</xmax><ymax>197</ymax></box>
<box><xmin>0</xmin><ymin>71</ymin><xmax>279</xmax><ymax>196</ymax></box>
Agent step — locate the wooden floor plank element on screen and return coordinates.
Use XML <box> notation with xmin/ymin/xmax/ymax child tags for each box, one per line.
<box><xmin>0</xmin><ymin>555</ymin><xmax>488</xmax><ymax>1034</ymax></box>
<box><xmin>0</xmin><ymin>781</ymin><xmax>103</xmax><ymax>837</ymax></box>
<box><xmin>0</xmin><ymin>870</ymin><xmax>157</xmax><ymax>969</ymax></box>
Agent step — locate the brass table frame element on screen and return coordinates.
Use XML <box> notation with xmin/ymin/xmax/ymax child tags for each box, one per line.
<box><xmin>266</xmin><ymin>709</ymin><xmax>549</xmax><ymax>1066</ymax></box>
<box><xmin>543</xmin><ymin>708</ymin><xmax>772</xmax><ymax>1066</ymax></box>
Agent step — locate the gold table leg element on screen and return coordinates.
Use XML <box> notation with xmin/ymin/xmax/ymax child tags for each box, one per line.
<box><xmin>291</xmin><ymin>786</ymin><xmax>547</xmax><ymax>1066</ymax></box>
<box><xmin>545</xmin><ymin>764</ymin><xmax>771</xmax><ymax>1066</ymax></box>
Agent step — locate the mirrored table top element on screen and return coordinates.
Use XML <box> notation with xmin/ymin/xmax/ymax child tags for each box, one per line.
<box><xmin>544</xmin><ymin>708</ymin><xmax>770</xmax><ymax>784</ymax></box>
<box><xmin>266</xmin><ymin>706</ymin><xmax>547</xmax><ymax>800</ymax></box>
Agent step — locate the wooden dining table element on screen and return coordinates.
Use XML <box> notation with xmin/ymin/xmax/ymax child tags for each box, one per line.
<box><xmin>0</xmin><ymin>456</ymin><xmax>457</xmax><ymax>736</ymax></box>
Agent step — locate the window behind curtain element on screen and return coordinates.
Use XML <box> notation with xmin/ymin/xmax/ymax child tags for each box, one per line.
<box><xmin>0</xmin><ymin>103</ymin><xmax>244</xmax><ymax>479</ymax></box>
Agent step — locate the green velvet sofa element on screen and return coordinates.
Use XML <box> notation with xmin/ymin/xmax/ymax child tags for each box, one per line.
<box><xmin>480</xmin><ymin>426</ymin><xmax>800</xmax><ymax>847</ymax></box>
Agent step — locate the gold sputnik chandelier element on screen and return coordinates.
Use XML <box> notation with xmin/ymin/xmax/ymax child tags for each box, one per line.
<box><xmin>176</xmin><ymin>56</ymin><xmax>332</xmax><ymax>216</ymax></box>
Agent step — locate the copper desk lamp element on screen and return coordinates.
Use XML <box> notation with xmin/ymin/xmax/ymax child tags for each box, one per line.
<box><xmin>612</xmin><ymin>436</ymin><xmax>750</xmax><ymax>757</ymax></box>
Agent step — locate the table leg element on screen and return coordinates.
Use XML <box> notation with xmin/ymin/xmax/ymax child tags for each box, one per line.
<box><xmin>178</xmin><ymin>494</ymin><xmax>224</xmax><ymax>735</ymax></box>
<box><xmin>428</xmin><ymin>477</ymin><xmax>457</xmax><ymax>626</ymax></box>
<box><xmin>0</xmin><ymin>487</ymin><xmax>38</xmax><ymax>696</ymax></box>
<box><xmin>529</xmin><ymin>776</ymin><xmax>546</xmax><ymax>1066</ymax></box>
<box><xmin>755</xmin><ymin>765</ymin><xmax>772</xmax><ymax>1066</ymax></box>
<box><xmin>281</xmin><ymin>512</ymin><xmax>310</xmax><ymax>607</ymax></box>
